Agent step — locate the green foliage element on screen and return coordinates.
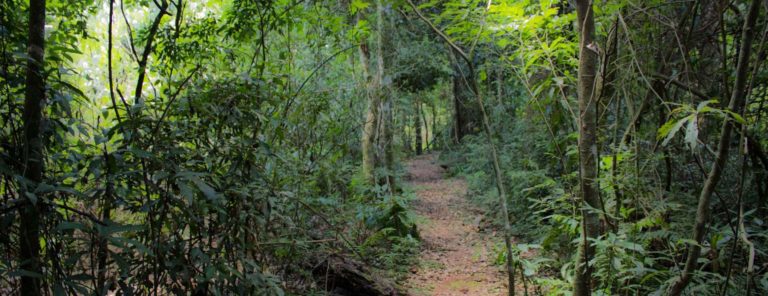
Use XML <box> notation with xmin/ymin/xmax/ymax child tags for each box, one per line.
<box><xmin>437</xmin><ymin>0</ymin><xmax>768</xmax><ymax>294</ymax></box>
<box><xmin>0</xmin><ymin>0</ymin><xmax>427</xmax><ymax>294</ymax></box>
<box><xmin>354</xmin><ymin>191</ymin><xmax>420</xmax><ymax>279</ymax></box>
<box><xmin>658</xmin><ymin>100</ymin><xmax>747</xmax><ymax>150</ymax></box>
<box><xmin>4</xmin><ymin>0</ymin><xmax>768</xmax><ymax>294</ymax></box>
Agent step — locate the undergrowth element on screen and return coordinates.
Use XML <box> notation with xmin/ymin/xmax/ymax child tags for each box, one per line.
<box><xmin>440</xmin><ymin>116</ymin><xmax>768</xmax><ymax>295</ymax></box>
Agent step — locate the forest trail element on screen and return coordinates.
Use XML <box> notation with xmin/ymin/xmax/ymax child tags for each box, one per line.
<box><xmin>404</xmin><ymin>154</ymin><xmax>507</xmax><ymax>296</ymax></box>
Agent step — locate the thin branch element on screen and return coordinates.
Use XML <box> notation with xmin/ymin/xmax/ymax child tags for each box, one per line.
<box><xmin>406</xmin><ymin>0</ymin><xmax>473</xmax><ymax>72</ymax></box>
<box><xmin>120</xmin><ymin>0</ymin><xmax>138</xmax><ymax>61</ymax></box>
<box><xmin>150</xmin><ymin>65</ymin><xmax>200</xmax><ymax>140</ymax></box>
<box><xmin>652</xmin><ymin>72</ymin><xmax>708</xmax><ymax>100</ymax></box>
<box><xmin>54</xmin><ymin>204</ymin><xmax>107</xmax><ymax>226</ymax></box>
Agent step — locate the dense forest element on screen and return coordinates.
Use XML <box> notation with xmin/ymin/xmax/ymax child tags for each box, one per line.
<box><xmin>1</xmin><ymin>0</ymin><xmax>768</xmax><ymax>295</ymax></box>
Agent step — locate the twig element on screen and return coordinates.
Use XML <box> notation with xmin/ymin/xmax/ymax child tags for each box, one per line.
<box><xmin>651</xmin><ymin>72</ymin><xmax>708</xmax><ymax>100</ymax></box>
<box><xmin>150</xmin><ymin>65</ymin><xmax>200</xmax><ymax>140</ymax></box>
<box><xmin>54</xmin><ymin>203</ymin><xmax>107</xmax><ymax>226</ymax></box>
<box><xmin>256</xmin><ymin>238</ymin><xmax>336</xmax><ymax>246</ymax></box>
<box><xmin>268</xmin><ymin>45</ymin><xmax>359</xmax><ymax>143</ymax></box>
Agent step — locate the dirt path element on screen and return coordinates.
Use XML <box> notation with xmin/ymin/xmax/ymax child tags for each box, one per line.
<box><xmin>404</xmin><ymin>154</ymin><xmax>507</xmax><ymax>296</ymax></box>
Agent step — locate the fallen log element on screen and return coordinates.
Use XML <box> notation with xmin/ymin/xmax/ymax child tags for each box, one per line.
<box><xmin>313</xmin><ymin>254</ymin><xmax>398</xmax><ymax>296</ymax></box>
<box><xmin>438</xmin><ymin>156</ymin><xmax>466</xmax><ymax>170</ymax></box>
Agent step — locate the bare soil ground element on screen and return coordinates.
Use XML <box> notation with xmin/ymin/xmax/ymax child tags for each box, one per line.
<box><xmin>403</xmin><ymin>154</ymin><xmax>507</xmax><ymax>296</ymax></box>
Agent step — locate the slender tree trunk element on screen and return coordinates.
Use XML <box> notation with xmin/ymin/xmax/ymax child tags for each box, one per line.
<box><xmin>360</xmin><ymin>0</ymin><xmax>393</xmax><ymax>190</ymax></box>
<box><xmin>601</xmin><ymin>20</ymin><xmax>619</xmax><ymax>232</ymax></box>
<box><xmin>451</xmin><ymin>56</ymin><xmax>480</xmax><ymax>141</ymax></box>
<box><xmin>20</xmin><ymin>0</ymin><xmax>46</xmax><ymax>295</ymax></box>
<box><xmin>97</xmin><ymin>2</ymin><xmax>118</xmax><ymax>293</ymax></box>
<box><xmin>421</xmin><ymin>102</ymin><xmax>429</xmax><ymax>151</ymax></box>
<box><xmin>573</xmin><ymin>0</ymin><xmax>602</xmax><ymax>295</ymax></box>
<box><xmin>377</xmin><ymin>97</ymin><xmax>394</xmax><ymax>190</ymax></box>
<box><xmin>452</xmin><ymin>79</ymin><xmax>461</xmax><ymax>144</ymax></box>
<box><xmin>431</xmin><ymin>103</ymin><xmax>437</xmax><ymax>150</ymax></box>
<box><xmin>375</xmin><ymin>0</ymin><xmax>396</xmax><ymax>192</ymax></box>
<box><xmin>402</xmin><ymin>109</ymin><xmax>411</xmax><ymax>153</ymax></box>
<box><xmin>415</xmin><ymin>101</ymin><xmax>422</xmax><ymax>155</ymax></box>
<box><xmin>496</xmin><ymin>67</ymin><xmax>503</xmax><ymax>103</ymax></box>
<box><xmin>668</xmin><ymin>0</ymin><xmax>760</xmax><ymax>294</ymax></box>
<box><xmin>97</xmin><ymin>147</ymin><xmax>113</xmax><ymax>295</ymax></box>
<box><xmin>133</xmin><ymin>1</ymin><xmax>167</xmax><ymax>107</ymax></box>
<box><xmin>359</xmin><ymin>22</ymin><xmax>378</xmax><ymax>184</ymax></box>
<box><xmin>382</xmin><ymin>98</ymin><xmax>396</xmax><ymax>191</ymax></box>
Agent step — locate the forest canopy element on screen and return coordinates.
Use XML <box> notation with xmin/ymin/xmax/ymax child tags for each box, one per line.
<box><xmin>1</xmin><ymin>0</ymin><xmax>767</xmax><ymax>295</ymax></box>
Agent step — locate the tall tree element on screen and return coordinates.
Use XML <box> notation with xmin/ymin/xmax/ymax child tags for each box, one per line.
<box><xmin>421</xmin><ymin>102</ymin><xmax>429</xmax><ymax>150</ymax></box>
<box><xmin>415</xmin><ymin>100</ymin><xmax>422</xmax><ymax>155</ymax></box>
<box><xmin>451</xmin><ymin>53</ymin><xmax>480</xmax><ymax>142</ymax></box>
<box><xmin>359</xmin><ymin>12</ymin><xmax>379</xmax><ymax>185</ymax></box>
<box><xmin>19</xmin><ymin>0</ymin><xmax>46</xmax><ymax>295</ymax></box>
<box><xmin>572</xmin><ymin>0</ymin><xmax>602</xmax><ymax>294</ymax></box>
<box><xmin>133</xmin><ymin>0</ymin><xmax>168</xmax><ymax>108</ymax></box>
<box><xmin>360</xmin><ymin>0</ymin><xmax>395</xmax><ymax>190</ymax></box>
<box><xmin>376</xmin><ymin>0</ymin><xmax>396</xmax><ymax>191</ymax></box>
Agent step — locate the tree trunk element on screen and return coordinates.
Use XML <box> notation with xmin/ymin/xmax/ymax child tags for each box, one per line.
<box><xmin>96</xmin><ymin>1</ymin><xmax>119</xmax><ymax>293</ymax></box>
<box><xmin>375</xmin><ymin>0</ymin><xmax>396</xmax><ymax>192</ymax></box>
<box><xmin>496</xmin><ymin>67</ymin><xmax>503</xmax><ymax>104</ymax></box>
<box><xmin>573</xmin><ymin>0</ymin><xmax>601</xmax><ymax>295</ymax></box>
<box><xmin>452</xmin><ymin>80</ymin><xmax>461</xmax><ymax>144</ymax></box>
<box><xmin>359</xmin><ymin>29</ymin><xmax>378</xmax><ymax>184</ymax></box>
<box><xmin>415</xmin><ymin>101</ymin><xmax>422</xmax><ymax>155</ymax></box>
<box><xmin>421</xmin><ymin>102</ymin><xmax>429</xmax><ymax>151</ymax></box>
<box><xmin>381</xmin><ymin>98</ymin><xmax>396</xmax><ymax>191</ymax></box>
<box><xmin>133</xmin><ymin>1</ymin><xmax>168</xmax><ymax>108</ymax></box>
<box><xmin>20</xmin><ymin>0</ymin><xmax>46</xmax><ymax>295</ymax></box>
<box><xmin>450</xmin><ymin>50</ymin><xmax>480</xmax><ymax>142</ymax></box>
<box><xmin>431</xmin><ymin>103</ymin><xmax>437</xmax><ymax>150</ymax></box>
<box><xmin>402</xmin><ymin>109</ymin><xmax>411</xmax><ymax>153</ymax></box>
<box><xmin>360</xmin><ymin>0</ymin><xmax>393</xmax><ymax>190</ymax></box>
<box><xmin>312</xmin><ymin>254</ymin><xmax>397</xmax><ymax>296</ymax></box>
<box><xmin>668</xmin><ymin>0</ymin><xmax>760</xmax><ymax>294</ymax></box>
<box><xmin>601</xmin><ymin>20</ymin><xmax>619</xmax><ymax>232</ymax></box>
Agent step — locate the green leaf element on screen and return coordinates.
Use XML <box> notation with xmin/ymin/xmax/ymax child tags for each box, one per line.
<box><xmin>55</xmin><ymin>79</ymin><xmax>88</xmax><ymax>101</ymax></box>
<box><xmin>658</xmin><ymin>115</ymin><xmax>692</xmax><ymax>146</ymax></box>
<box><xmin>24</xmin><ymin>191</ymin><xmax>38</xmax><ymax>205</ymax></box>
<box><xmin>617</xmin><ymin>241</ymin><xmax>645</xmax><ymax>253</ymax></box>
<box><xmin>678</xmin><ymin>238</ymin><xmax>703</xmax><ymax>248</ymax></box>
<box><xmin>722</xmin><ymin>110</ymin><xmax>747</xmax><ymax>124</ymax></box>
<box><xmin>109</xmin><ymin>237</ymin><xmax>151</xmax><ymax>255</ymax></box>
<box><xmin>127</xmin><ymin>147</ymin><xmax>153</xmax><ymax>159</ymax></box>
<box><xmin>350</xmin><ymin>0</ymin><xmax>370</xmax><ymax>14</ymax></box>
<box><xmin>612</xmin><ymin>257</ymin><xmax>622</xmax><ymax>270</ymax></box>
<box><xmin>56</xmin><ymin>221</ymin><xmax>89</xmax><ymax>232</ymax></box>
<box><xmin>684</xmin><ymin>116</ymin><xmax>699</xmax><ymax>150</ymax></box>
<box><xmin>36</xmin><ymin>184</ymin><xmax>79</xmax><ymax>196</ymax></box>
<box><xmin>101</xmin><ymin>223</ymin><xmax>142</xmax><ymax>235</ymax></box>
<box><xmin>9</xmin><ymin>269</ymin><xmax>42</xmax><ymax>278</ymax></box>
<box><xmin>696</xmin><ymin>99</ymin><xmax>717</xmax><ymax>112</ymax></box>
<box><xmin>177</xmin><ymin>179</ymin><xmax>195</xmax><ymax>204</ymax></box>
<box><xmin>67</xmin><ymin>273</ymin><xmax>94</xmax><ymax>281</ymax></box>
<box><xmin>191</xmin><ymin>176</ymin><xmax>219</xmax><ymax>201</ymax></box>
